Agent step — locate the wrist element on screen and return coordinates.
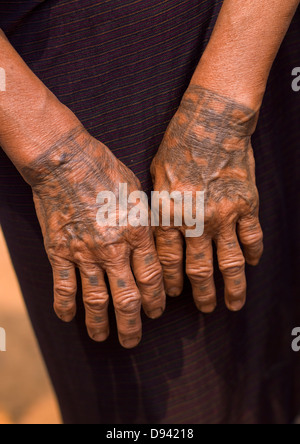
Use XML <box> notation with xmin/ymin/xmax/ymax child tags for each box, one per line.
<box><xmin>190</xmin><ymin>57</ymin><xmax>266</xmax><ymax>113</ymax></box>
<box><xmin>0</xmin><ymin>30</ymin><xmax>84</xmax><ymax>173</ymax></box>
<box><xmin>20</xmin><ymin>122</ymin><xmax>90</xmax><ymax>187</ymax></box>
<box><xmin>1</xmin><ymin>85</ymin><xmax>84</xmax><ymax>175</ymax></box>
<box><xmin>17</xmin><ymin>91</ymin><xmax>89</xmax><ymax>187</ymax></box>
<box><xmin>180</xmin><ymin>84</ymin><xmax>260</xmax><ymax>140</ymax></box>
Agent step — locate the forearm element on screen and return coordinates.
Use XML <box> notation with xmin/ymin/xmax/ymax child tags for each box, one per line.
<box><xmin>0</xmin><ymin>30</ymin><xmax>81</xmax><ymax>172</ymax></box>
<box><xmin>191</xmin><ymin>0</ymin><xmax>300</xmax><ymax>110</ymax></box>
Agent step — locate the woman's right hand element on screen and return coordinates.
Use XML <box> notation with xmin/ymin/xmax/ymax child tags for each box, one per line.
<box><xmin>0</xmin><ymin>29</ymin><xmax>164</xmax><ymax>348</ymax></box>
<box><xmin>21</xmin><ymin>124</ymin><xmax>166</xmax><ymax>349</ymax></box>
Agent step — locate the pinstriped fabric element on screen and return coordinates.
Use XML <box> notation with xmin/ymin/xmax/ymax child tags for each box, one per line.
<box><xmin>2</xmin><ymin>0</ymin><xmax>219</xmax><ymax>189</ymax></box>
<box><xmin>0</xmin><ymin>0</ymin><xmax>300</xmax><ymax>424</ymax></box>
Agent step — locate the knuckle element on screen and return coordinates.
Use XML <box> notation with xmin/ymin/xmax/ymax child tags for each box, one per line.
<box><xmin>159</xmin><ymin>253</ymin><xmax>182</xmax><ymax>269</ymax></box>
<box><xmin>55</xmin><ymin>284</ymin><xmax>76</xmax><ymax>300</ymax></box>
<box><xmin>242</xmin><ymin>230</ymin><xmax>264</xmax><ymax>247</ymax></box>
<box><xmin>137</xmin><ymin>264</ymin><xmax>163</xmax><ymax>286</ymax></box>
<box><xmin>114</xmin><ymin>295</ymin><xmax>141</xmax><ymax>314</ymax></box>
<box><xmin>219</xmin><ymin>260</ymin><xmax>245</xmax><ymax>276</ymax></box>
<box><xmin>186</xmin><ymin>266</ymin><xmax>213</xmax><ymax>283</ymax></box>
<box><xmin>84</xmin><ymin>296</ymin><xmax>108</xmax><ymax>313</ymax></box>
<box><xmin>48</xmin><ymin>248</ymin><xmax>69</xmax><ymax>263</ymax></box>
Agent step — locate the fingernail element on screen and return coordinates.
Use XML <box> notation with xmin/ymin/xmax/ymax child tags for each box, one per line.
<box><xmin>229</xmin><ymin>301</ymin><xmax>245</xmax><ymax>312</ymax></box>
<box><xmin>57</xmin><ymin>311</ymin><xmax>75</xmax><ymax>323</ymax></box>
<box><xmin>123</xmin><ymin>338</ymin><xmax>141</xmax><ymax>349</ymax></box>
<box><xmin>198</xmin><ymin>304</ymin><xmax>216</xmax><ymax>314</ymax></box>
<box><xmin>148</xmin><ymin>308</ymin><xmax>163</xmax><ymax>319</ymax></box>
<box><xmin>167</xmin><ymin>288</ymin><xmax>181</xmax><ymax>297</ymax></box>
<box><xmin>92</xmin><ymin>332</ymin><xmax>109</xmax><ymax>342</ymax></box>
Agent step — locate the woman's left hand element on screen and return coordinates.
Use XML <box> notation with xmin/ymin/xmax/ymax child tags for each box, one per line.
<box><xmin>151</xmin><ymin>85</ymin><xmax>264</xmax><ymax>313</ymax></box>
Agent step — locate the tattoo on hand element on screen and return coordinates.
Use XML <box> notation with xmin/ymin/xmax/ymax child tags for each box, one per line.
<box><xmin>151</xmin><ymin>85</ymin><xmax>263</xmax><ymax>313</ymax></box>
<box><xmin>21</xmin><ymin>127</ymin><xmax>166</xmax><ymax>348</ymax></box>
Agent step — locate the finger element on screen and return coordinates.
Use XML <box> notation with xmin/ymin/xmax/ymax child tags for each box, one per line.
<box><xmin>216</xmin><ymin>230</ymin><xmax>247</xmax><ymax>312</ymax></box>
<box><xmin>155</xmin><ymin>228</ymin><xmax>184</xmax><ymax>297</ymax></box>
<box><xmin>52</xmin><ymin>258</ymin><xmax>77</xmax><ymax>322</ymax></box>
<box><xmin>106</xmin><ymin>262</ymin><xmax>142</xmax><ymax>349</ymax></box>
<box><xmin>185</xmin><ymin>236</ymin><xmax>216</xmax><ymax>313</ymax></box>
<box><xmin>238</xmin><ymin>215</ymin><xmax>264</xmax><ymax>266</ymax></box>
<box><xmin>80</xmin><ymin>266</ymin><xmax>110</xmax><ymax>343</ymax></box>
<box><xmin>131</xmin><ymin>243</ymin><xmax>166</xmax><ymax>320</ymax></box>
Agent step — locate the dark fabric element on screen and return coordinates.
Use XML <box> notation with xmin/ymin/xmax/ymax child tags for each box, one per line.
<box><xmin>0</xmin><ymin>0</ymin><xmax>299</xmax><ymax>424</ymax></box>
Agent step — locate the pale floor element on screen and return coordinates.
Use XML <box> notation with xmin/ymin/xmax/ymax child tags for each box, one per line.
<box><xmin>0</xmin><ymin>227</ymin><xmax>62</xmax><ymax>424</ymax></box>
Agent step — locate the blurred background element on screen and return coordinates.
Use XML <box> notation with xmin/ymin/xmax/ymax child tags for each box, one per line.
<box><xmin>0</xmin><ymin>227</ymin><xmax>61</xmax><ymax>424</ymax></box>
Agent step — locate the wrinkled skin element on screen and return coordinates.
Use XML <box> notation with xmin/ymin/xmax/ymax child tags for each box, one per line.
<box><xmin>21</xmin><ymin>127</ymin><xmax>166</xmax><ymax>349</ymax></box>
<box><xmin>151</xmin><ymin>85</ymin><xmax>264</xmax><ymax>313</ymax></box>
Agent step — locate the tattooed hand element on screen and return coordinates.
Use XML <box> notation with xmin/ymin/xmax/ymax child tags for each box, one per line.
<box><xmin>151</xmin><ymin>85</ymin><xmax>264</xmax><ymax>313</ymax></box>
<box><xmin>21</xmin><ymin>127</ymin><xmax>165</xmax><ymax>349</ymax></box>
